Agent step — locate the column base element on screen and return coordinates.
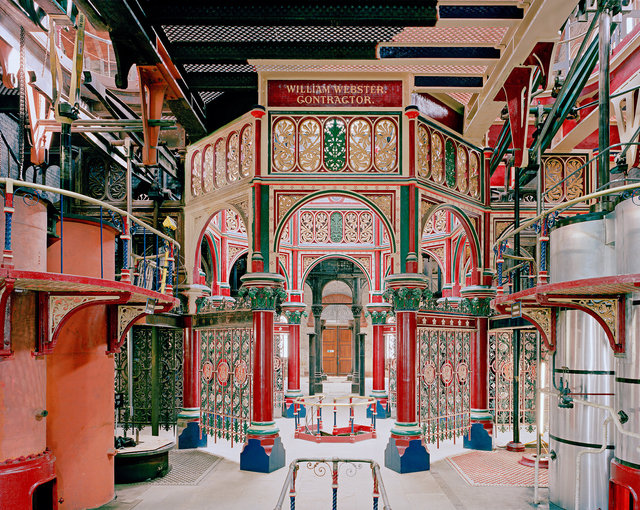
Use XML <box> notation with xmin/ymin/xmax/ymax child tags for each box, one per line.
<box><xmin>463</xmin><ymin>422</ymin><xmax>493</xmax><ymax>451</ymax></box>
<box><xmin>384</xmin><ymin>436</ymin><xmax>430</xmax><ymax>473</ymax></box>
<box><xmin>177</xmin><ymin>409</ymin><xmax>207</xmax><ymax>449</ymax></box>
<box><xmin>366</xmin><ymin>398</ymin><xmax>390</xmax><ymax>419</ymax></box>
<box><xmin>506</xmin><ymin>441</ymin><xmax>525</xmax><ymax>452</ymax></box>
<box><xmin>240</xmin><ymin>435</ymin><xmax>286</xmax><ymax>473</ymax></box>
<box><xmin>283</xmin><ymin>398</ymin><xmax>307</xmax><ymax>418</ymax></box>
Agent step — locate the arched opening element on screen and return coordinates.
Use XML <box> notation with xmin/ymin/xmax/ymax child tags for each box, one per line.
<box><xmin>421</xmin><ymin>205</ymin><xmax>481</xmax><ymax>297</ymax></box>
<box><xmin>193</xmin><ymin>208</ymin><xmax>248</xmax><ymax>297</ymax></box>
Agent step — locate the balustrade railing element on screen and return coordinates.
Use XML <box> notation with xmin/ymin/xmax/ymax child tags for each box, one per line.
<box><xmin>274</xmin><ymin>458</ymin><xmax>391</xmax><ymax>510</ymax></box>
<box><xmin>0</xmin><ymin>177</ymin><xmax>180</xmax><ymax>296</ymax></box>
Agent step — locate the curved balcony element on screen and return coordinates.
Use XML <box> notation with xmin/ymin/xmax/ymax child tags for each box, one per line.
<box><xmin>0</xmin><ymin>177</ymin><xmax>179</xmax><ymax>356</ymax></box>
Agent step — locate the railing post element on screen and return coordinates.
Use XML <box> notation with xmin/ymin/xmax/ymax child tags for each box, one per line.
<box><xmin>2</xmin><ymin>183</ymin><xmax>14</xmax><ymax>268</ymax></box>
<box><xmin>332</xmin><ymin>460</ymin><xmax>338</xmax><ymax>510</ymax></box>
<box><xmin>121</xmin><ymin>219</ymin><xmax>131</xmax><ymax>283</ymax></box>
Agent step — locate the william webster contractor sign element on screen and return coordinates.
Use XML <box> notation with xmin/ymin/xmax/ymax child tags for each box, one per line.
<box><xmin>268</xmin><ymin>80</ymin><xmax>403</xmax><ymax>107</ymax></box>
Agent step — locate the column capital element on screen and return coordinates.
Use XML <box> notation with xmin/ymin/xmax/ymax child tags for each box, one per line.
<box><xmin>311</xmin><ymin>304</ymin><xmax>323</xmax><ymax>317</ymax></box>
<box><xmin>179</xmin><ymin>283</ymin><xmax>212</xmax><ymax>314</ymax></box>
<box><xmin>459</xmin><ymin>285</ymin><xmax>497</xmax><ymax>316</ymax></box>
<box><xmin>281</xmin><ymin>301</ymin><xmax>306</xmax><ymax>324</ymax></box>
<box><xmin>367</xmin><ymin>302</ymin><xmax>392</xmax><ymax>325</ymax></box>
<box><xmin>239</xmin><ymin>273</ymin><xmax>286</xmax><ymax>311</ymax></box>
<box><xmin>384</xmin><ymin>273</ymin><xmax>429</xmax><ymax>312</ymax></box>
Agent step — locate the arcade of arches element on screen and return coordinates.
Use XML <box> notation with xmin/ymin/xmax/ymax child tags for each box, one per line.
<box><xmin>2</xmin><ymin>2</ymin><xmax>640</xmax><ymax>510</ymax></box>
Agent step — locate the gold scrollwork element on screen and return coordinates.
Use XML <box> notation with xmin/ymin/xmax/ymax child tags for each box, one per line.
<box><xmin>469</xmin><ymin>152</ymin><xmax>480</xmax><ymax>198</ymax></box>
<box><xmin>575</xmin><ymin>299</ymin><xmax>617</xmax><ymax>338</ymax></box>
<box><xmin>417</xmin><ymin>123</ymin><xmax>430</xmax><ymax>178</ymax></box>
<box><xmin>298</xmin><ymin>118</ymin><xmax>321</xmax><ymax>172</ymax></box>
<box><xmin>374</xmin><ymin>118</ymin><xmax>397</xmax><ymax>172</ymax></box>
<box><xmin>565</xmin><ymin>157</ymin><xmax>584</xmax><ymax>201</ymax></box>
<box><xmin>348</xmin><ymin>118</ymin><xmax>372</xmax><ymax>172</ymax></box>
<box><xmin>273</xmin><ymin>118</ymin><xmax>296</xmax><ymax>172</ymax></box>
<box><xmin>431</xmin><ymin>132</ymin><xmax>444</xmax><ymax>183</ymax></box>
<box><xmin>191</xmin><ymin>150</ymin><xmax>202</xmax><ymax>197</ymax></box>
<box><xmin>457</xmin><ymin>146</ymin><xmax>468</xmax><ymax>193</ymax></box>
<box><xmin>544</xmin><ymin>157</ymin><xmax>564</xmax><ymax>203</ymax></box>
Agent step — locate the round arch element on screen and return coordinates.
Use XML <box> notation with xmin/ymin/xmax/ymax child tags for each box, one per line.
<box><xmin>192</xmin><ymin>205</ymin><xmax>249</xmax><ymax>284</ymax></box>
<box><xmin>420</xmin><ymin>203</ymin><xmax>482</xmax><ymax>271</ymax></box>
<box><xmin>273</xmin><ymin>190</ymin><xmax>396</xmax><ymax>254</ymax></box>
<box><xmin>301</xmin><ymin>254</ymin><xmax>373</xmax><ymax>290</ymax></box>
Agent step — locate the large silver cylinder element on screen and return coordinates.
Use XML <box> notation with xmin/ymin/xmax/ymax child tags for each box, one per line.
<box><xmin>549</xmin><ymin>216</ymin><xmax>615</xmax><ymax>284</ymax></box>
<box><xmin>615</xmin><ymin>197</ymin><xmax>640</xmax><ymax>275</ymax></box>
<box><xmin>549</xmin><ymin>310</ymin><xmax>614</xmax><ymax>510</ymax></box>
<box><xmin>615</xmin><ymin>293</ymin><xmax>640</xmax><ymax>468</ymax></box>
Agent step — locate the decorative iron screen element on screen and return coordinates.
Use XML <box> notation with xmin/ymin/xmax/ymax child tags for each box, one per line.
<box><xmin>489</xmin><ymin>329</ymin><xmax>542</xmax><ymax>433</ymax></box>
<box><xmin>386</xmin><ymin>333</ymin><xmax>397</xmax><ymax>414</ymax></box>
<box><xmin>200</xmin><ymin>325</ymin><xmax>253</xmax><ymax>445</ymax></box>
<box><xmin>418</xmin><ymin>328</ymin><xmax>471</xmax><ymax>446</ymax></box>
<box><xmin>274</xmin><ymin>332</ymin><xmax>286</xmax><ymax>414</ymax></box>
<box><xmin>114</xmin><ymin>326</ymin><xmax>184</xmax><ymax>434</ymax></box>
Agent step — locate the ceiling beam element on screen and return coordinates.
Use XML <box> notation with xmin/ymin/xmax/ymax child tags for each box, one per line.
<box><xmin>379</xmin><ymin>46</ymin><xmax>500</xmax><ymax>59</ymax></box>
<box><xmin>463</xmin><ymin>0</ymin><xmax>579</xmax><ymax>145</ymax></box>
<box><xmin>186</xmin><ymin>72</ymin><xmax>258</xmax><ymax>90</ymax></box>
<box><xmin>171</xmin><ymin>42</ymin><xmax>378</xmax><ymax>63</ymax></box>
<box><xmin>146</xmin><ymin>2</ymin><xmax>437</xmax><ymax>26</ymax></box>
<box><xmin>414</xmin><ymin>76</ymin><xmax>484</xmax><ymax>88</ymax></box>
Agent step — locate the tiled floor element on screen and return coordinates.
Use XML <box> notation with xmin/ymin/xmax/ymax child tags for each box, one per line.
<box><xmin>104</xmin><ymin>378</ymin><xmax>549</xmax><ymax>510</ymax></box>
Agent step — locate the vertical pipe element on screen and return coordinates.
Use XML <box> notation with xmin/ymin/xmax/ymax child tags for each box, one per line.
<box><xmin>155</xmin><ymin>234</ymin><xmax>159</xmax><ymax>291</ymax></box>
<box><xmin>358</xmin><ymin>333</ymin><xmax>365</xmax><ymax>397</ymax></box>
<box><xmin>99</xmin><ymin>206</ymin><xmax>103</xmax><ymax>278</ymax></box>
<box><xmin>512</xmin><ymin>165</ymin><xmax>522</xmax><ymax>447</ymax></box>
<box><xmin>309</xmin><ymin>333</ymin><xmax>316</xmax><ymax>396</ymax></box>
<box><xmin>60</xmin><ymin>194</ymin><xmax>64</xmax><ymax>273</ymax></box>
<box><xmin>151</xmin><ymin>326</ymin><xmax>159</xmax><ymax>436</ymax></box>
<box><xmin>598</xmin><ymin>7</ymin><xmax>612</xmax><ymax>208</ymax></box>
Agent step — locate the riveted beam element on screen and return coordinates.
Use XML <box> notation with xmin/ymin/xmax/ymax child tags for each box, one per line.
<box><xmin>171</xmin><ymin>42</ymin><xmax>378</xmax><ymax>63</ymax></box>
<box><xmin>146</xmin><ymin>3</ymin><xmax>438</xmax><ymax>26</ymax></box>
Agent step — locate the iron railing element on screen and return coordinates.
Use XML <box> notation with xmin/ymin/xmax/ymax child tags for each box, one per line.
<box><xmin>274</xmin><ymin>458</ymin><xmax>391</xmax><ymax>510</ymax></box>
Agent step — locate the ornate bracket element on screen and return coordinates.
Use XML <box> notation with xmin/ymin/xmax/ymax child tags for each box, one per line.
<box><xmin>37</xmin><ymin>292</ymin><xmax>130</xmax><ymax>355</ymax></box>
<box><xmin>538</xmin><ymin>295</ymin><xmax>625</xmax><ymax>355</ymax></box>
<box><xmin>521</xmin><ymin>307</ymin><xmax>556</xmax><ymax>352</ymax></box>
<box><xmin>0</xmin><ymin>279</ymin><xmax>15</xmax><ymax>356</ymax></box>
<box><xmin>105</xmin><ymin>301</ymin><xmax>174</xmax><ymax>354</ymax></box>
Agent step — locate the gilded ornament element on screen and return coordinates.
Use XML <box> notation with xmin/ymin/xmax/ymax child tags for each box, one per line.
<box><xmin>348</xmin><ymin>118</ymin><xmax>372</xmax><ymax>171</ymax></box>
<box><xmin>374</xmin><ymin>118</ymin><xmax>397</xmax><ymax>172</ymax></box>
<box><xmin>273</xmin><ymin>118</ymin><xmax>296</xmax><ymax>172</ymax></box>
<box><xmin>417</xmin><ymin>123</ymin><xmax>430</xmax><ymax>178</ymax></box>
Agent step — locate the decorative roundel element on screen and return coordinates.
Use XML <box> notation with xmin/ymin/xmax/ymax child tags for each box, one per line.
<box><xmin>441</xmin><ymin>361</ymin><xmax>454</xmax><ymax>386</ymax></box>
<box><xmin>422</xmin><ymin>361</ymin><xmax>437</xmax><ymax>385</ymax></box>
<box><xmin>274</xmin><ymin>355</ymin><xmax>282</xmax><ymax>371</ymax></box>
<box><xmin>216</xmin><ymin>359</ymin><xmax>230</xmax><ymax>386</ymax></box>
<box><xmin>202</xmin><ymin>360</ymin><xmax>214</xmax><ymax>382</ymax></box>
<box><xmin>500</xmin><ymin>361</ymin><xmax>513</xmax><ymax>380</ymax></box>
<box><xmin>234</xmin><ymin>360</ymin><xmax>248</xmax><ymax>387</ymax></box>
<box><xmin>456</xmin><ymin>362</ymin><xmax>469</xmax><ymax>384</ymax></box>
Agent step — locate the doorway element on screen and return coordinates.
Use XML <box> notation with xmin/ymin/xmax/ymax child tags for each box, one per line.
<box><xmin>323</xmin><ymin>326</ymin><xmax>352</xmax><ymax>376</ymax></box>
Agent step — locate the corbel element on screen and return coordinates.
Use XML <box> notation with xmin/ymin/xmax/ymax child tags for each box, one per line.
<box><xmin>106</xmin><ymin>301</ymin><xmax>175</xmax><ymax>354</ymax></box>
<box><xmin>37</xmin><ymin>292</ymin><xmax>131</xmax><ymax>355</ymax></box>
<box><xmin>522</xmin><ymin>307</ymin><xmax>556</xmax><ymax>352</ymax></box>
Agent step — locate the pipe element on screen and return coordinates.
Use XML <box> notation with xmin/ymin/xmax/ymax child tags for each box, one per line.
<box><xmin>598</xmin><ymin>6</ymin><xmax>612</xmax><ymax>209</ymax></box>
<box><xmin>574</xmin><ymin>417</ymin><xmax>611</xmax><ymax>510</ymax></box>
<box><xmin>493</xmin><ymin>180</ymin><xmax>640</xmax><ymax>250</ymax></box>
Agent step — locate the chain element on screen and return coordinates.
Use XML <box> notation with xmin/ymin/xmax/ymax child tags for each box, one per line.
<box><xmin>18</xmin><ymin>26</ymin><xmax>26</xmax><ymax>180</ymax></box>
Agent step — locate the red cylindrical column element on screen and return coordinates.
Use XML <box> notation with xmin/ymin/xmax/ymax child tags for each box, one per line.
<box><xmin>287</xmin><ymin>324</ymin><xmax>300</xmax><ymax>393</ymax></box>
<box><xmin>383</xmin><ymin>274</ymin><xmax>430</xmax><ymax>473</ymax></box>
<box><xmin>252</xmin><ymin>309</ymin><xmax>275</xmax><ymax>423</ymax></box>
<box><xmin>182</xmin><ymin>317</ymin><xmax>199</xmax><ymax>409</ymax></box>
<box><xmin>239</xmin><ymin>273</ymin><xmax>286</xmax><ymax>472</ymax></box>
<box><xmin>470</xmin><ymin>318</ymin><xmax>489</xmax><ymax>413</ymax></box>
<box><xmin>372</xmin><ymin>324</ymin><xmax>385</xmax><ymax>392</ymax></box>
<box><xmin>395</xmin><ymin>310</ymin><xmax>417</xmax><ymax>425</ymax></box>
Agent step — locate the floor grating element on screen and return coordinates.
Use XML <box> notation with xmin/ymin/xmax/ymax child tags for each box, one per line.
<box><xmin>447</xmin><ymin>449</ymin><xmax>549</xmax><ymax>487</ymax></box>
<box><xmin>141</xmin><ymin>449</ymin><xmax>221</xmax><ymax>486</ymax></box>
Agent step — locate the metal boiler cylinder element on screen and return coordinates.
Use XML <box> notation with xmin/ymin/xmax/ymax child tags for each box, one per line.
<box><xmin>549</xmin><ymin>217</ymin><xmax>615</xmax><ymax>510</ymax></box>
<box><xmin>614</xmin><ymin>198</ymin><xmax>640</xmax><ymax>473</ymax></box>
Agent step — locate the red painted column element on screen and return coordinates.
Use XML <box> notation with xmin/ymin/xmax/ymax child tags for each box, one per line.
<box><xmin>240</xmin><ymin>273</ymin><xmax>287</xmax><ymax>472</ymax></box>
<box><xmin>367</xmin><ymin>302</ymin><xmax>391</xmax><ymax>418</ymax></box>
<box><xmin>281</xmin><ymin>302</ymin><xmax>305</xmax><ymax>402</ymax></box>
<box><xmin>253</xmin><ymin>309</ymin><xmax>275</xmax><ymax>423</ymax></box>
<box><xmin>460</xmin><ymin>286</ymin><xmax>495</xmax><ymax>450</ymax></box>
<box><xmin>383</xmin><ymin>274</ymin><xmax>430</xmax><ymax>472</ymax></box>
<box><xmin>177</xmin><ymin>315</ymin><xmax>206</xmax><ymax>448</ymax></box>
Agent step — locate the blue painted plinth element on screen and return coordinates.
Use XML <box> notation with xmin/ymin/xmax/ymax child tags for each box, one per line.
<box><xmin>240</xmin><ymin>436</ymin><xmax>286</xmax><ymax>473</ymax></box>
<box><xmin>463</xmin><ymin>422</ymin><xmax>493</xmax><ymax>451</ymax></box>
<box><xmin>366</xmin><ymin>400</ymin><xmax>389</xmax><ymax>419</ymax></box>
<box><xmin>177</xmin><ymin>421</ymin><xmax>208</xmax><ymax>449</ymax></box>
<box><xmin>283</xmin><ymin>402</ymin><xmax>306</xmax><ymax>418</ymax></box>
<box><xmin>384</xmin><ymin>437</ymin><xmax>430</xmax><ymax>473</ymax></box>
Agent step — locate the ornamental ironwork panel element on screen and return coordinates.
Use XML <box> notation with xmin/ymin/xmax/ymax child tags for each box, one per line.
<box><xmin>489</xmin><ymin>329</ymin><xmax>543</xmax><ymax>433</ymax></box>
<box><xmin>417</xmin><ymin>119</ymin><xmax>483</xmax><ymax>201</ymax></box>
<box><xmin>386</xmin><ymin>332</ymin><xmax>397</xmax><ymax>415</ymax></box>
<box><xmin>200</xmin><ymin>324</ymin><xmax>253</xmax><ymax>446</ymax></box>
<box><xmin>270</xmin><ymin>114</ymin><xmax>400</xmax><ymax>174</ymax></box>
<box><xmin>114</xmin><ymin>326</ymin><xmax>184</xmax><ymax>434</ymax></box>
<box><xmin>274</xmin><ymin>331</ymin><xmax>286</xmax><ymax>414</ymax></box>
<box><xmin>418</xmin><ymin>327</ymin><xmax>471</xmax><ymax>446</ymax></box>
